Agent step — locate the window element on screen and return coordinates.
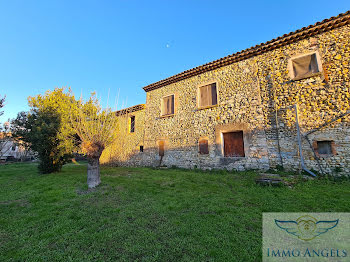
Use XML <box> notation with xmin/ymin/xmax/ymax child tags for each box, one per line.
<box><xmin>199</xmin><ymin>138</ymin><xmax>209</xmax><ymax>155</ymax></box>
<box><xmin>129</xmin><ymin>116</ymin><xmax>135</xmax><ymax>133</ymax></box>
<box><xmin>314</xmin><ymin>140</ymin><xmax>335</xmax><ymax>156</ymax></box>
<box><xmin>290</xmin><ymin>53</ymin><xmax>321</xmax><ymax>80</ymax></box>
<box><xmin>159</xmin><ymin>141</ymin><xmax>165</xmax><ymax>156</ymax></box>
<box><xmin>199</xmin><ymin>83</ymin><xmax>217</xmax><ymax>108</ymax></box>
<box><xmin>140</xmin><ymin>146</ymin><xmax>144</xmax><ymax>152</ymax></box>
<box><xmin>223</xmin><ymin>131</ymin><xmax>245</xmax><ymax>157</ymax></box>
<box><xmin>162</xmin><ymin>95</ymin><xmax>174</xmax><ymax>116</ymax></box>
<box><xmin>12</xmin><ymin>145</ymin><xmax>16</xmax><ymax>151</ymax></box>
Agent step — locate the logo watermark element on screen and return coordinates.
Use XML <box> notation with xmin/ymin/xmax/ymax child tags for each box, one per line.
<box><xmin>263</xmin><ymin>213</ymin><xmax>349</xmax><ymax>261</ymax></box>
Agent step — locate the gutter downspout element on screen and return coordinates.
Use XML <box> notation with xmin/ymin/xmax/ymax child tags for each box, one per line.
<box><xmin>294</xmin><ymin>104</ymin><xmax>317</xmax><ymax>177</ymax></box>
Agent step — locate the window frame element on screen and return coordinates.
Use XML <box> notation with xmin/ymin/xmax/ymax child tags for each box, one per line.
<box><xmin>129</xmin><ymin>115</ymin><xmax>135</xmax><ymax>133</ymax></box>
<box><xmin>288</xmin><ymin>51</ymin><xmax>323</xmax><ymax>80</ymax></box>
<box><xmin>197</xmin><ymin>81</ymin><xmax>219</xmax><ymax>110</ymax></box>
<box><xmin>161</xmin><ymin>94</ymin><xmax>175</xmax><ymax>117</ymax></box>
<box><xmin>313</xmin><ymin>140</ymin><xmax>336</xmax><ymax>157</ymax></box>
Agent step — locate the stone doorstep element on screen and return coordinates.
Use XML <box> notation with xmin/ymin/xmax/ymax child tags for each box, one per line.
<box><xmin>256</xmin><ymin>173</ymin><xmax>284</xmax><ymax>186</ymax></box>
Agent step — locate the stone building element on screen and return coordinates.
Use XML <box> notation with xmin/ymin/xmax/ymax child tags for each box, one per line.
<box><xmin>101</xmin><ymin>11</ymin><xmax>350</xmax><ymax>175</ymax></box>
<box><xmin>0</xmin><ymin>133</ymin><xmax>35</xmax><ymax>161</ymax></box>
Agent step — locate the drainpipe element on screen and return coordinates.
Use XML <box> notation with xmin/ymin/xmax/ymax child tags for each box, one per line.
<box><xmin>294</xmin><ymin>104</ymin><xmax>317</xmax><ymax>177</ymax></box>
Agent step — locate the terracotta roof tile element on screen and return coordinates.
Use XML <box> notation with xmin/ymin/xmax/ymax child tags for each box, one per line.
<box><xmin>143</xmin><ymin>11</ymin><xmax>350</xmax><ymax>92</ymax></box>
<box><xmin>115</xmin><ymin>104</ymin><xmax>145</xmax><ymax>116</ymax></box>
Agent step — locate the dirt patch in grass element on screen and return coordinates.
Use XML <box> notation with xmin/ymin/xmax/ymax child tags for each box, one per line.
<box><xmin>76</xmin><ymin>188</ymin><xmax>97</xmax><ymax>195</ymax></box>
<box><xmin>104</xmin><ymin>171</ymin><xmax>134</xmax><ymax>177</ymax></box>
<box><xmin>76</xmin><ymin>183</ymin><xmax>123</xmax><ymax>196</ymax></box>
<box><xmin>0</xmin><ymin>199</ymin><xmax>30</xmax><ymax>207</ymax></box>
<box><xmin>160</xmin><ymin>181</ymin><xmax>175</xmax><ymax>187</ymax></box>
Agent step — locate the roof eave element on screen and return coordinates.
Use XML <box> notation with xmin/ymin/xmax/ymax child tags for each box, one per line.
<box><xmin>143</xmin><ymin>10</ymin><xmax>350</xmax><ymax>92</ymax></box>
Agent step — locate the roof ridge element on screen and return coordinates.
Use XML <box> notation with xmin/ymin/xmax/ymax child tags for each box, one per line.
<box><xmin>143</xmin><ymin>10</ymin><xmax>350</xmax><ymax>92</ymax></box>
<box><xmin>115</xmin><ymin>104</ymin><xmax>146</xmax><ymax>116</ymax></box>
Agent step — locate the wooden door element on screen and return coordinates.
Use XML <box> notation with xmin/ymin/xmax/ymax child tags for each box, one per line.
<box><xmin>199</xmin><ymin>139</ymin><xmax>209</xmax><ymax>154</ymax></box>
<box><xmin>223</xmin><ymin>131</ymin><xmax>245</xmax><ymax>157</ymax></box>
<box><xmin>159</xmin><ymin>141</ymin><xmax>165</xmax><ymax>156</ymax></box>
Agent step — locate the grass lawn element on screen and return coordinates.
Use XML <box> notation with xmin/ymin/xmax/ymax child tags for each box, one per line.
<box><xmin>0</xmin><ymin>163</ymin><xmax>349</xmax><ymax>261</ymax></box>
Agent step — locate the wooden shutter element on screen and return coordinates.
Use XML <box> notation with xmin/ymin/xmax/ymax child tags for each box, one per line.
<box><xmin>223</xmin><ymin>131</ymin><xmax>245</xmax><ymax>157</ymax></box>
<box><xmin>163</xmin><ymin>95</ymin><xmax>174</xmax><ymax>115</ymax></box>
<box><xmin>211</xmin><ymin>83</ymin><xmax>217</xmax><ymax>105</ymax></box>
<box><xmin>166</xmin><ymin>96</ymin><xmax>171</xmax><ymax>115</ymax></box>
<box><xmin>170</xmin><ymin>95</ymin><xmax>174</xmax><ymax>114</ymax></box>
<box><xmin>159</xmin><ymin>141</ymin><xmax>165</xmax><ymax>156</ymax></box>
<box><xmin>162</xmin><ymin>97</ymin><xmax>165</xmax><ymax>115</ymax></box>
<box><xmin>199</xmin><ymin>139</ymin><xmax>209</xmax><ymax>154</ymax></box>
<box><xmin>200</xmin><ymin>85</ymin><xmax>208</xmax><ymax>107</ymax></box>
<box><xmin>200</xmin><ymin>83</ymin><xmax>217</xmax><ymax>107</ymax></box>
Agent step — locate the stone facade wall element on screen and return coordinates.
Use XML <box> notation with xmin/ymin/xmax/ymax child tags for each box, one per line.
<box><xmin>100</xmin><ymin>108</ymin><xmax>146</xmax><ymax>166</ymax></box>
<box><xmin>105</xmin><ymin>24</ymin><xmax>350</xmax><ymax>175</ymax></box>
<box><xmin>142</xmin><ymin>58</ymin><xmax>270</xmax><ymax>170</ymax></box>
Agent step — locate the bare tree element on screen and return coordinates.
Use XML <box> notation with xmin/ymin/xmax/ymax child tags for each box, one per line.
<box><xmin>0</xmin><ymin>96</ymin><xmax>10</xmax><ymax>160</ymax></box>
<box><xmin>70</xmin><ymin>95</ymin><xmax>119</xmax><ymax>188</ymax></box>
<box><xmin>0</xmin><ymin>95</ymin><xmax>5</xmax><ymax>116</ymax></box>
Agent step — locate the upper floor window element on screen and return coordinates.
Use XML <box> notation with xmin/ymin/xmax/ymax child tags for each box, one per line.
<box><xmin>289</xmin><ymin>52</ymin><xmax>322</xmax><ymax>80</ymax></box>
<box><xmin>199</xmin><ymin>83</ymin><xmax>217</xmax><ymax>108</ymax></box>
<box><xmin>162</xmin><ymin>95</ymin><xmax>174</xmax><ymax>116</ymax></box>
<box><xmin>129</xmin><ymin>116</ymin><xmax>135</xmax><ymax>133</ymax></box>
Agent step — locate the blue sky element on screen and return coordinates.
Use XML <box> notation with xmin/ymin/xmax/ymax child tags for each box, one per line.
<box><xmin>0</xmin><ymin>0</ymin><xmax>349</xmax><ymax>121</ymax></box>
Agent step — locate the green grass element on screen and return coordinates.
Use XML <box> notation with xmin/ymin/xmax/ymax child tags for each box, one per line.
<box><xmin>0</xmin><ymin>163</ymin><xmax>349</xmax><ymax>261</ymax></box>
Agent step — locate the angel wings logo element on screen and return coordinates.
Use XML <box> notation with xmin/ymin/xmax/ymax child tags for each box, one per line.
<box><xmin>275</xmin><ymin>215</ymin><xmax>339</xmax><ymax>241</ymax></box>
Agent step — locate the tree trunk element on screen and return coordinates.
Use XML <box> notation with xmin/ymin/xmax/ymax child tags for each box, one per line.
<box><xmin>87</xmin><ymin>157</ymin><xmax>101</xmax><ymax>188</ymax></box>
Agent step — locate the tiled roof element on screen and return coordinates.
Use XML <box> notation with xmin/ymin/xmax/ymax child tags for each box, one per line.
<box><xmin>115</xmin><ymin>104</ymin><xmax>146</xmax><ymax>116</ymax></box>
<box><xmin>143</xmin><ymin>11</ymin><xmax>350</xmax><ymax>92</ymax></box>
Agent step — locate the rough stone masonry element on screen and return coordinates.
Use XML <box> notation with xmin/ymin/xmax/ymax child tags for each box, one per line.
<box><xmin>101</xmin><ymin>11</ymin><xmax>350</xmax><ymax>176</ymax></box>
